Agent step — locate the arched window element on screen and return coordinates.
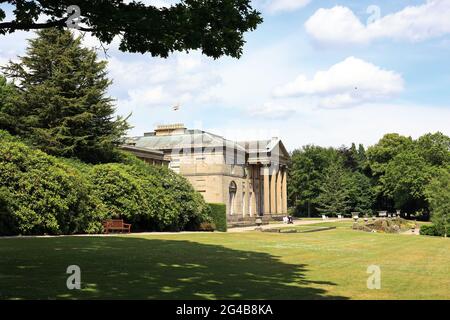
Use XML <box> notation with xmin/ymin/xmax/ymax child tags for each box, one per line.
<box><xmin>229</xmin><ymin>181</ymin><xmax>237</xmax><ymax>215</ymax></box>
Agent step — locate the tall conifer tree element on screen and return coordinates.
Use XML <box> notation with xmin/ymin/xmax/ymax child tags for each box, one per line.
<box><xmin>2</xmin><ymin>28</ymin><xmax>129</xmax><ymax>163</ymax></box>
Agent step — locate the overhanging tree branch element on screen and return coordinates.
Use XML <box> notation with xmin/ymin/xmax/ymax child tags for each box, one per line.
<box><xmin>0</xmin><ymin>0</ymin><xmax>263</xmax><ymax>58</ymax></box>
<box><xmin>0</xmin><ymin>18</ymin><xmax>67</xmax><ymax>31</ymax></box>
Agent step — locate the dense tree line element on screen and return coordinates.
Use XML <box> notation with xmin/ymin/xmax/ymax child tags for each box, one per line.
<box><xmin>288</xmin><ymin>133</ymin><xmax>450</xmax><ymax>225</ymax></box>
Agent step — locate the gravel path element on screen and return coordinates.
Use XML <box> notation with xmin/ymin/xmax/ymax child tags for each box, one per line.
<box><xmin>227</xmin><ymin>218</ymin><xmax>350</xmax><ymax>233</ymax></box>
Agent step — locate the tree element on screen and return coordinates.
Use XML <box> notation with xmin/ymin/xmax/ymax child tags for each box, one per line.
<box><xmin>366</xmin><ymin>133</ymin><xmax>415</xmax><ymax>212</ymax></box>
<box><xmin>338</xmin><ymin>143</ymin><xmax>359</xmax><ymax>171</ymax></box>
<box><xmin>0</xmin><ymin>0</ymin><xmax>262</xmax><ymax>59</ymax></box>
<box><xmin>381</xmin><ymin>151</ymin><xmax>432</xmax><ymax>215</ymax></box>
<box><xmin>316</xmin><ymin>162</ymin><xmax>350</xmax><ymax>216</ymax></box>
<box><xmin>0</xmin><ymin>75</ymin><xmax>13</xmax><ymax>102</ymax></box>
<box><xmin>416</xmin><ymin>132</ymin><xmax>450</xmax><ymax>167</ymax></box>
<box><xmin>288</xmin><ymin>145</ymin><xmax>339</xmax><ymax>216</ymax></box>
<box><xmin>366</xmin><ymin>133</ymin><xmax>414</xmax><ymax>176</ymax></box>
<box><xmin>346</xmin><ymin>171</ymin><xmax>375</xmax><ymax>215</ymax></box>
<box><xmin>339</xmin><ymin>143</ymin><xmax>370</xmax><ymax>174</ymax></box>
<box><xmin>2</xmin><ymin>28</ymin><xmax>129</xmax><ymax>163</ymax></box>
<box><xmin>0</xmin><ymin>75</ymin><xmax>17</xmax><ymax>133</ymax></box>
<box><xmin>425</xmin><ymin>167</ymin><xmax>450</xmax><ymax>237</ymax></box>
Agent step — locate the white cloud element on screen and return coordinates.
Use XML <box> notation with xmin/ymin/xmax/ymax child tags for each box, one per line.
<box><xmin>272</xmin><ymin>56</ymin><xmax>404</xmax><ymax>108</ymax></box>
<box><xmin>212</xmin><ymin>102</ymin><xmax>450</xmax><ymax>151</ymax></box>
<box><xmin>305</xmin><ymin>0</ymin><xmax>450</xmax><ymax>46</ymax></box>
<box><xmin>249</xmin><ymin>101</ymin><xmax>300</xmax><ymax>118</ymax></box>
<box><xmin>108</xmin><ymin>52</ymin><xmax>222</xmax><ymax>119</ymax></box>
<box><xmin>265</xmin><ymin>0</ymin><xmax>311</xmax><ymax>14</ymax></box>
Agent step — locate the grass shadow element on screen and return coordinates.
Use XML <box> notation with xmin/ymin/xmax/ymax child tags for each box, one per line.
<box><xmin>0</xmin><ymin>236</ymin><xmax>348</xmax><ymax>300</ymax></box>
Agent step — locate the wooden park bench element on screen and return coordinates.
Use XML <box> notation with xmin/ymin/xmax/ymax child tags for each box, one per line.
<box><xmin>103</xmin><ymin>219</ymin><xmax>131</xmax><ymax>234</ymax></box>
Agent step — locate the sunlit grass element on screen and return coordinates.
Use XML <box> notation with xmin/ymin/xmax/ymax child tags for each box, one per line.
<box><xmin>0</xmin><ymin>222</ymin><xmax>448</xmax><ymax>300</ymax></box>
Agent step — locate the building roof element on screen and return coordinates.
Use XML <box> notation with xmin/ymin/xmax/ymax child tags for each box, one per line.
<box><xmin>133</xmin><ymin>129</ymin><xmax>247</xmax><ymax>152</ymax></box>
<box><xmin>124</xmin><ymin>125</ymin><xmax>290</xmax><ymax>164</ymax></box>
<box><xmin>237</xmin><ymin>138</ymin><xmax>290</xmax><ymax>165</ymax></box>
<box><xmin>120</xmin><ymin>145</ymin><xmax>166</xmax><ymax>161</ymax></box>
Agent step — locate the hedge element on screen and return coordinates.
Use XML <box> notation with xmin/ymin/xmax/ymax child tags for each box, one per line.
<box><xmin>420</xmin><ymin>224</ymin><xmax>444</xmax><ymax>237</ymax></box>
<box><xmin>0</xmin><ymin>130</ymin><xmax>211</xmax><ymax>235</ymax></box>
<box><xmin>208</xmin><ymin>203</ymin><xmax>227</xmax><ymax>232</ymax></box>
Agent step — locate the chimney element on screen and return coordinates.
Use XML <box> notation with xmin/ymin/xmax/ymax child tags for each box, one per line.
<box><xmin>154</xmin><ymin>123</ymin><xmax>187</xmax><ymax>136</ymax></box>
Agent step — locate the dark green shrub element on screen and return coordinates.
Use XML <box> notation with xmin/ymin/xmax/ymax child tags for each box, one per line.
<box><xmin>90</xmin><ymin>163</ymin><xmax>148</xmax><ymax>222</ymax></box>
<box><xmin>77</xmin><ymin>161</ymin><xmax>212</xmax><ymax>232</ymax></box>
<box><xmin>208</xmin><ymin>203</ymin><xmax>227</xmax><ymax>232</ymax></box>
<box><xmin>119</xmin><ymin>155</ymin><xmax>211</xmax><ymax>231</ymax></box>
<box><xmin>0</xmin><ymin>187</ymin><xmax>19</xmax><ymax>235</ymax></box>
<box><xmin>0</xmin><ymin>132</ymin><xmax>105</xmax><ymax>235</ymax></box>
<box><xmin>420</xmin><ymin>224</ymin><xmax>443</xmax><ymax>237</ymax></box>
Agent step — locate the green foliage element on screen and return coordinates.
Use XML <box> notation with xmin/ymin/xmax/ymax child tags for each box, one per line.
<box><xmin>1</xmin><ymin>28</ymin><xmax>130</xmax><ymax>163</ymax></box>
<box><xmin>382</xmin><ymin>151</ymin><xmax>432</xmax><ymax>211</ymax></box>
<box><xmin>419</xmin><ymin>224</ymin><xmax>443</xmax><ymax>237</ymax></box>
<box><xmin>345</xmin><ymin>171</ymin><xmax>375</xmax><ymax>215</ymax></box>
<box><xmin>289</xmin><ymin>131</ymin><xmax>449</xmax><ymax>219</ymax></box>
<box><xmin>425</xmin><ymin>167</ymin><xmax>450</xmax><ymax>237</ymax></box>
<box><xmin>0</xmin><ymin>0</ymin><xmax>262</xmax><ymax>59</ymax></box>
<box><xmin>367</xmin><ymin>132</ymin><xmax>449</xmax><ymax>215</ymax></box>
<box><xmin>208</xmin><ymin>203</ymin><xmax>227</xmax><ymax>232</ymax></box>
<box><xmin>90</xmin><ymin>164</ymin><xmax>146</xmax><ymax>221</ymax></box>
<box><xmin>0</xmin><ymin>131</ymin><xmax>105</xmax><ymax>235</ymax></box>
<box><xmin>416</xmin><ymin>133</ymin><xmax>450</xmax><ymax>167</ymax></box>
<box><xmin>288</xmin><ymin>145</ymin><xmax>339</xmax><ymax>216</ymax></box>
<box><xmin>366</xmin><ymin>133</ymin><xmax>414</xmax><ymax>176</ymax></box>
<box><xmin>0</xmin><ymin>75</ymin><xmax>16</xmax><ymax>132</ymax></box>
<box><xmin>289</xmin><ymin>144</ymin><xmax>374</xmax><ymax>217</ymax></box>
<box><xmin>0</xmin><ymin>130</ymin><xmax>211</xmax><ymax>235</ymax></box>
<box><xmin>316</xmin><ymin>162</ymin><xmax>350</xmax><ymax>216</ymax></box>
<box><xmin>338</xmin><ymin>143</ymin><xmax>369</xmax><ymax>173</ymax></box>
<box><xmin>89</xmin><ymin>160</ymin><xmax>211</xmax><ymax>231</ymax></box>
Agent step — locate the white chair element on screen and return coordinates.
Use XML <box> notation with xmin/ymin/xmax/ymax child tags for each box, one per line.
<box><xmin>322</xmin><ymin>215</ymin><xmax>327</xmax><ymax>220</ymax></box>
<box><xmin>338</xmin><ymin>214</ymin><xmax>342</xmax><ymax>219</ymax></box>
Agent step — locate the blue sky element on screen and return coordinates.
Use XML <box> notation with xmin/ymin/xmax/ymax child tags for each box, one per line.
<box><xmin>1</xmin><ymin>0</ymin><xmax>450</xmax><ymax>150</ymax></box>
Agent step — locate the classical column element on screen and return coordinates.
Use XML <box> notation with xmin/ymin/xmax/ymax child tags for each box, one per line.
<box><xmin>276</xmin><ymin>168</ymin><xmax>283</xmax><ymax>214</ymax></box>
<box><xmin>253</xmin><ymin>166</ymin><xmax>262</xmax><ymax>216</ymax></box>
<box><xmin>244</xmin><ymin>172</ymin><xmax>250</xmax><ymax>216</ymax></box>
<box><xmin>263</xmin><ymin>166</ymin><xmax>271</xmax><ymax>214</ymax></box>
<box><xmin>250</xmin><ymin>166</ymin><xmax>257</xmax><ymax>216</ymax></box>
<box><xmin>282</xmin><ymin>167</ymin><xmax>288</xmax><ymax>214</ymax></box>
<box><xmin>270</xmin><ymin>167</ymin><xmax>277</xmax><ymax>214</ymax></box>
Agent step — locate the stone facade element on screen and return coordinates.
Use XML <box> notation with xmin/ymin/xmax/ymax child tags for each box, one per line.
<box><xmin>122</xmin><ymin>124</ymin><xmax>290</xmax><ymax>226</ymax></box>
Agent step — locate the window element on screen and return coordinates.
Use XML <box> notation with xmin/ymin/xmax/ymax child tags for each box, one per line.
<box><xmin>229</xmin><ymin>181</ymin><xmax>237</xmax><ymax>215</ymax></box>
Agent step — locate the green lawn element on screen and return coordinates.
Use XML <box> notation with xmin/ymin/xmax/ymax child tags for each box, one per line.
<box><xmin>1</xmin><ymin>223</ymin><xmax>449</xmax><ymax>300</ymax></box>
